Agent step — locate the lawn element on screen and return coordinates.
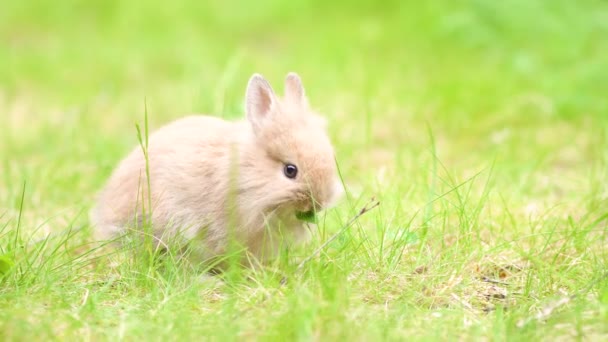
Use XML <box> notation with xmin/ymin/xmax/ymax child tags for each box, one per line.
<box><xmin>1</xmin><ymin>0</ymin><xmax>607</xmax><ymax>340</ymax></box>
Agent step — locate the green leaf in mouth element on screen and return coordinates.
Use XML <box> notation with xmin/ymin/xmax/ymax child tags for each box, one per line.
<box><xmin>296</xmin><ymin>210</ymin><xmax>317</xmax><ymax>224</ymax></box>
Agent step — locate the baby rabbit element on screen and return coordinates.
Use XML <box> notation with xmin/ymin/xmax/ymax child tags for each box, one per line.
<box><xmin>91</xmin><ymin>72</ymin><xmax>342</xmax><ymax>267</ymax></box>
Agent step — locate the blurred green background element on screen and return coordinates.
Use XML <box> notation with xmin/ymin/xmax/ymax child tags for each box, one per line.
<box><xmin>3</xmin><ymin>0</ymin><xmax>606</xmax><ymax>116</ymax></box>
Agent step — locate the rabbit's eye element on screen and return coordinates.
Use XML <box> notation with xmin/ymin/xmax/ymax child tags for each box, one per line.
<box><xmin>283</xmin><ymin>163</ymin><xmax>298</xmax><ymax>179</ymax></box>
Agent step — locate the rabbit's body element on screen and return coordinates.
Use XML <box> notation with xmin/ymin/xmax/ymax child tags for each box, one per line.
<box><xmin>91</xmin><ymin>73</ymin><xmax>341</xmax><ymax>265</ymax></box>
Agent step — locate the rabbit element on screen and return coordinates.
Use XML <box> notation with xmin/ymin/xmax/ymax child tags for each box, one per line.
<box><xmin>90</xmin><ymin>72</ymin><xmax>343</xmax><ymax>267</ymax></box>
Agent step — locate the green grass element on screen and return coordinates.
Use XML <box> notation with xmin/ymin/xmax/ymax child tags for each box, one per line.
<box><xmin>1</xmin><ymin>0</ymin><xmax>608</xmax><ymax>340</ymax></box>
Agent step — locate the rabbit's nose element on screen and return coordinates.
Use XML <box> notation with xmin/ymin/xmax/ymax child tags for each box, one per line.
<box><xmin>301</xmin><ymin>201</ymin><xmax>314</xmax><ymax>213</ymax></box>
<box><xmin>303</xmin><ymin>197</ymin><xmax>323</xmax><ymax>213</ymax></box>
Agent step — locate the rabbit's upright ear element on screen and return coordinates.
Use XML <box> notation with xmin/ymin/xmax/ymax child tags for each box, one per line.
<box><xmin>246</xmin><ymin>74</ymin><xmax>277</xmax><ymax>130</ymax></box>
<box><xmin>284</xmin><ymin>72</ymin><xmax>307</xmax><ymax>107</ymax></box>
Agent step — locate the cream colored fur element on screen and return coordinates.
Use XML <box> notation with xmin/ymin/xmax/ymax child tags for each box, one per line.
<box><xmin>90</xmin><ymin>73</ymin><xmax>342</xmax><ymax>266</ymax></box>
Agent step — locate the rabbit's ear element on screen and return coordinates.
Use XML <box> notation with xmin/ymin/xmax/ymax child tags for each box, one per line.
<box><xmin>246</xmin><ymin>74</ymin><xmax>277</xmax><ymax>129</ymax></box>
<box><xmin>284</xmin><ymin>72</ymin><xmax>307</xmax><ymax>106</ymax></box>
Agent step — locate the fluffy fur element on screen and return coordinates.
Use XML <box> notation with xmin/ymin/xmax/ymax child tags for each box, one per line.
<box><xmin>90</xmin><ymin>72</ymin><xmax>342</xmax><ymax>266</ymax></box>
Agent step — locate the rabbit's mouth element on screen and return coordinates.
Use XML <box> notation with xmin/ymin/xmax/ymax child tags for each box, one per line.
<box><xmin>295</xmin><ymin>210</ymin><xmax>317</xmax><ymax>224</ymax></box>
